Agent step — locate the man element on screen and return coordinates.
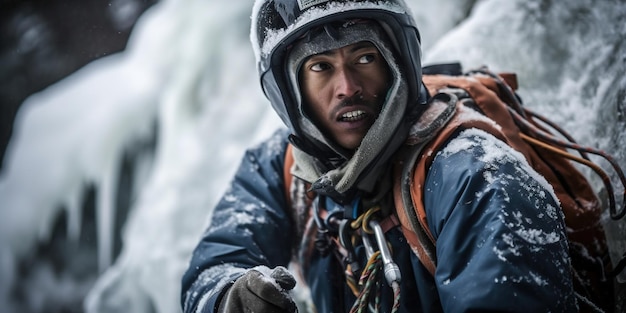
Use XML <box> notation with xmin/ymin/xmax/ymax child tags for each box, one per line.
<box><xmin>181</xmin><ymin>0</ymin><xmax>577</xmax><ymax>312</ymax></box>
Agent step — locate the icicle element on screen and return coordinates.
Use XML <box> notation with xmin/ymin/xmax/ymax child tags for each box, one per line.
<box><xmin>65</xmin><ymin>186</ymin><xmax>83</xmax><ymax>243</ymax></box>
<box><xmin>96</xmin><ymin>154</ymin><xmax>121</xmax><ymax>272</ymax></box>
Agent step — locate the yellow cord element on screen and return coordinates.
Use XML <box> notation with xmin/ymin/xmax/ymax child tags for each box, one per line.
<box><xmin>351</xmin><ymin>206</ymin><xmax>380</xmax><ymax>234</ymax></box>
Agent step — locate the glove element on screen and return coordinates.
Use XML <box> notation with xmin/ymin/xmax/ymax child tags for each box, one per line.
<box><xmin>218</xmin><ymin>266</ymin><xmax>298</xmax><ymax>313</ymax></box>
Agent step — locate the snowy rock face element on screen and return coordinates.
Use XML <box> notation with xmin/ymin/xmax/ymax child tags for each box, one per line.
<box><xmin>0</xmin><ymin>0</ymin><xmax>624</xmax><ymax>312</ymax></box>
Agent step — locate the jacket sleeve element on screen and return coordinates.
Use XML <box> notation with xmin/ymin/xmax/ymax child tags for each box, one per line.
<box><xmin>423</xmin><ymin>128</ymin><xmax>577</xmax><ymax>312</ymax></box>
<box><xmin>180</xmin><ymin>129</ymin><xmax>293</xmax><ymax>313</ymax></box>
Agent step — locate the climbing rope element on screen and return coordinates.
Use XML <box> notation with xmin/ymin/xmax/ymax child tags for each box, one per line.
<box><xmin>350</xmin><ymin>251</ymin><xmax>382</xmax><ymax>313</ymax></box>
<box><xmin>351</xmin><ymin>206</ymin><xmax>380</xmax><ymax>234</ymax></box>
<box><xmin>477</xmin><ymin>67</ymin><xmax>626</xmax><ymax>278</ymax></box>
<box><xmin>477</xmin><ymin>66</ymin><xmax>626</xmax><ymax>221</ymax></box>
<box><xmin>511</xmin><ymin>108</ymin><xmax>626</xmax><ymax>220</ymax></box>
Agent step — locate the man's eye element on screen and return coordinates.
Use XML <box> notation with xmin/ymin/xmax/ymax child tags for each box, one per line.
<box><xmin>310</xmin><ymin>62</ymin><xmax>330</xmax><ymax>72</ymax></box>
<box><xmin>358</xmin><ymin>54</ymin><xmax>375</xmax><ymax>64</ymax></box>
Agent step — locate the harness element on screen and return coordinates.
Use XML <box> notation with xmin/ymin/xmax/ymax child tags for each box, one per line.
<box><xmin>282</xmin><ymin>99</ymin><xmax>458</xmax><ymax>312</ymax></box>
<box><xmin>284</xmin><ymin>147</ymin><xmax>403</xmax><ymax>312</ymax></box>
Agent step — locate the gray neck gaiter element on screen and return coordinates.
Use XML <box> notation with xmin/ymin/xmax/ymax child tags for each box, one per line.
<box><xmin>287</xmin><ymin>21</ymin><xmax>409</xmax><ymax>195</ymax></box>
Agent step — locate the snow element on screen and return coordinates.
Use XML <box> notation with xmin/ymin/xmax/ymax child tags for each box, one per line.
<box><xmin>1</xmin><ymin>0</ymin><xmax>625</xmax><ymax>312</ymax></box>
<box><xmin>186</xmin><ymin>263</ymin><xmax>245</xmax><ymax>313</ymax></box>
<box><xmin>443</xmin><ymin>129</ymin><xmax>566</xmax><ymax>274</ymax></box>
<box><xmin>251</xmin><ymin>0</ymin><xmax>409</xmax><ymax>62</ymax></box>
<box><xmin>442</xmin><ymin>128</ymin><xmax>560</xmax><ymax>209</ymax></box>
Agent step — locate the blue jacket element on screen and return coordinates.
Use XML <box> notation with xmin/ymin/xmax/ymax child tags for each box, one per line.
<box><xmin>181</xmin><ymin>128</ymin><xmax>577</xmax><ymax>312</ymax></box>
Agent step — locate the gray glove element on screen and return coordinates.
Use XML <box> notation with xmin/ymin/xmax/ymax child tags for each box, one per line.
<box><xmin>218</xmin><ymin>266</ymin><xmax>298</xmax><ymax>313</ymax></box>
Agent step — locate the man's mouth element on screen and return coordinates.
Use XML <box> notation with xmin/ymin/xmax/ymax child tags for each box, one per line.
<box><xmin>339</xmin><ymin>110</ymin><xmax>366</xmax><ymax>122</ymax></box>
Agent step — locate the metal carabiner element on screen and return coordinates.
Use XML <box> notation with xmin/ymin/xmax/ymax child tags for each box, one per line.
<box><xmin>313</xmin><ymin>196</ymin><xmax>327</xmax><ymax>232</ymax></box>
<box><xmin>339</xmin><ymin>219</ymin><xmax>362</xmax><ymax>274</ymax></box>
<box><xmin>369</xmin><ymin>220</ymin><xmax>402</xmax><ymax>286</ymax></box>
<box><xmin>361</xmin><ymin>231</ymin><xmax>375</xmax><ymax>259</ymax></box>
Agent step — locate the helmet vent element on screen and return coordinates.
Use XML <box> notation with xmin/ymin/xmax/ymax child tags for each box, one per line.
<box><xmin>297</xmin><ymin>0</ymin><xmax>330</xmax><ymax>11</ymax></box>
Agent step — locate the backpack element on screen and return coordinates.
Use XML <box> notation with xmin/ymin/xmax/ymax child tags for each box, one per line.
<box><xmin>392</xmin><ymin>64</ymin><xmax>625</xmax><ymax>313</ymax></box>
<box><xmin>283</xmin><ymin>64</ymin><xmax>626</xmax><ymax>312</ymax></box>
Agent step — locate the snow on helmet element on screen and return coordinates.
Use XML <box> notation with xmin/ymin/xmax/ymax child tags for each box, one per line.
<box><xmin>251</xmin><ymin>0</ymin><xmax>426</xmax><ymax>198</ymax></box>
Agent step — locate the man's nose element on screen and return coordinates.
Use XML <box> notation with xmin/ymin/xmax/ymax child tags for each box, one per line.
<box><xmin>334</xmin><ymin>67</ymin><xmax>362</xmax><ymax>99</ymax></box>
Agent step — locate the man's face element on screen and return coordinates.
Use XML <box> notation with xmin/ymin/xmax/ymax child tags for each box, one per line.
<box><xmin>300</xmin><ymin>41</ymin><xmax>391</xmax><ymax>150</ymax></box>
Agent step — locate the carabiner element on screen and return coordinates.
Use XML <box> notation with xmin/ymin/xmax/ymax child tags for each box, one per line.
<box><xmin>339</xmin><ymin>219</ymin><xmax>361</xmax><ymax>275</ymax></box>
<box><xmin>369</xmin><ymin>220</ymin><xmax>402</xmax><ymax>286</ymax></box>
<box><xmin>361</xmin><ymin>231</ymin><xmax>375</xmax><ymax>259</ymax></box>
<box><xmin>313</xmin><ymin>196</ymin><xmax>327</xmax><ymax>232</ymax></box>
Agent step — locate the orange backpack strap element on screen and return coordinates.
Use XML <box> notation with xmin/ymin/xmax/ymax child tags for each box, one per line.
<box><xmin>284</xmin><ymin>144</ymin><xmax>295</xmax><ymax>206</ymax></box>
<box><xmin>393</xmin><ymin>94</ymin><xmax>510</xmax><ymax>276</ymax></box>
<box><xmin>283</xmin><ymin>144</ymin><xmax>319</xmax><ymax>276</ymax></box>
<box><xmin>283</xmin><ymin>144</ymin><xmax>315</xmax><ymax>207</ymax></box>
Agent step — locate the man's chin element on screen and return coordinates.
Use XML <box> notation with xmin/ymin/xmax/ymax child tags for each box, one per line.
<box><xmin>335</xmin><ymin>133</ymin><xmax>367</xmax><ymax>151</ymax></box>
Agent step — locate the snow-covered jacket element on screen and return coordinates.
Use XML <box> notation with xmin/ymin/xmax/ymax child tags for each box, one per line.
<box><xmin>181</xmin><ymin>127</ymin><xmax>576</xmax><ymax>313</ymax></box>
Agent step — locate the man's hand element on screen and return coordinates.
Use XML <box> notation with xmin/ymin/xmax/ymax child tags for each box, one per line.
<box><xmin>218</xmin><ymin>266</ymin><xmax>298</xmax><ymax>313</ymax></box>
